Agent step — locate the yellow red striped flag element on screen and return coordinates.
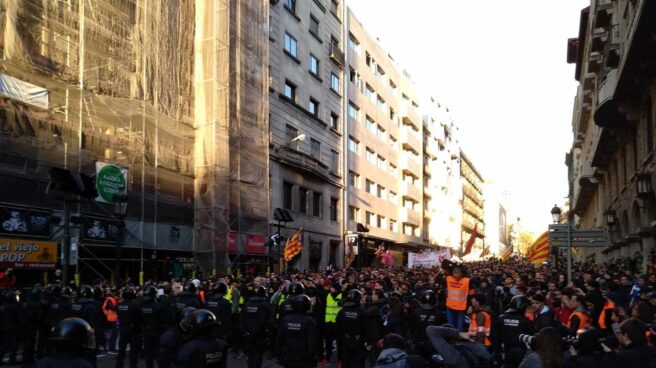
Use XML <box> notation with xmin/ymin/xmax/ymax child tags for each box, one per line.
<box><xmin>500</xmin><ymin>245</ymin><xmax>513</xmax><ymax>260</ymax></box>
<box><xmin>283</xmin><ymin>227</ymin><xmax>304</xmax><ymax>262</ymax></box>
<box><xmin>528</xmin><ymin>231</ymin><xmax>549</xmax><ymax>264</ymax></box>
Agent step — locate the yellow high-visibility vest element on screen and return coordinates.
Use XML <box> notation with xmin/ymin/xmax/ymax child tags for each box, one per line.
<box><xmin>325</xmin><ymin>293</ymin><xmax>342</xmax><ymax>323</ymax></box>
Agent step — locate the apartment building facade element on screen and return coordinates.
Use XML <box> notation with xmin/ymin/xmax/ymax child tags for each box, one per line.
<box><xmin>566</xmin><ymin>0</ymin><xmax>656</xmax><ymax>264</ymax></box>
<box><xmin>268</xmin><ymin>0</ymin><xmax>346</xmax><ymax>270</ymax></box>
<box><xmin>460</xmin><ymin>150</ymin><xmax>485</xmax><ymax>256</ymax></box>
<box><xmin>344</xmin><ymin>9</ymin><xmax>427</xmax><ymax>265</ymax></box>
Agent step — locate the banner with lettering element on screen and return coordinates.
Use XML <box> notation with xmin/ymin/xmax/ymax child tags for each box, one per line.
<box><xmin>408</xmin><ymin>250</ymin><xmax>451</xmax><ymax>269</ymax></box>
<box><xmin>0</xmin><ymin>238</ymin><xmax>57</xmax><ymax>269</ymax></box>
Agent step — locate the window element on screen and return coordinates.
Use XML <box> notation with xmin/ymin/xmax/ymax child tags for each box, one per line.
<box><xmin>310</xmin><ymin>15</ymin><xmax>319</xmax><ymax>36</ymax></box>
<box><xmin>377</xmin><ymin>215</ymin><xmax>385</xmax><ymax>228</ymax></box>
<box><xmin>349</xmin><ymin>68</ymin><xmax>357</xmax><ymax>83</ymax></box>
<box><xmin>299</xmin><ymin>187</ymin><xmax>308</xmax><ymax>214</ymax></box>
<box><xmin>389</xmin><ymin>191</ymin><xmax>397</xmax><ymax>204</ymax></box>
<box><xmin>348</xmin><ymin>137</ymin><xmax>359</xmax><ymax>154</ymax></box>
<box><xmin>286</xmin><ymin>125</ymin><xmax>299</xmax><ymax>149</ymax></box>
<box><xmin>390</xmin><ymin>219</ymin><xmax>397</xmax><ymax>232</ymax></box>
<box><xmin>366</xmin><ymin>179</ymin><xmax>376</xmax><ymax>194</ymax></box>
<box><xmin>348</xmin><ymin>171</ymin><xmax>360</xmax><ymax>188</ymax></box>
<box><xmin>330</xmin><ymin>197</ymin><xmax>338</xmax><ymax>221</ymax></box>
<box><xmin>390</xmin><ymin>164</ymin><xmax>397</xmax><ymax>177</ymax></box>
<box><xmin>376</xmin><ymin>125</ymin><xmax>386</xmax><ymax>141</ymax></box>
<box><xmin>284</xmin><ymin>0</ymin><xmax>296</xmax><ymax>13</ymax></box>
<box><xmin>349</xmin><ymin>206</ymin><xmax>360</xmax><ymax>222</ymax></box>
<box><xmin>348</xmin><ymin>34</ymin><xmax>359</xmax><ymax>52</ymax></box>
<box><xmin>390</xmin><ymin>136</ymin><xmax>397</xmax><ymax>150</ymax></box>
<box><xmin>312</xmin><ymin>192</ymin><xmax>322</xmax><ymax>217</ymax></box>
<box><xmin>284</xmin><ymin>33</ymin><xmax>298</xmax><ymax>58</ymax></box>
<box><xmin>403</xmin><ymin>198</ymin><xmax>414</xmax><ymax>209</ymax></box>
<box><xmin>311</xmin><ymin>138</ymin><xmax>321</xmax><ymax>159</ymax></box>
<box><xmin>309</xmin><ymin>97</ymin><xmax>319</xmax><ymax>116</ymax></box>
<box><xmin>283</xmin><ymin>182</ymin><xmax>293</xmax><ymax>210</ymax></box>
<box><xmin>377</xmin><ymin>155</ymin><xmax>386</xmax><ymax>171</ymax></box>
<box><xmin>330</xmin><ymin>0</ymin><xmax>340</xmax><ymax>19</ymax></box>
<box><xmin>331</xmin><ymin>150</ymin><xmax>339</xmax><ymax>172</ymax></box>
<box><xmin>366</xmin><ymin>52</ymin><xmax>372</xmax><ymax>67</ymax></box>
<box><xmin>366</xmin><ymin>116</ymin><xmax>376</xmax><ymax>132</ymax></box>
<box><xmin>404</xmin><ymin>224</ymin><xmax>415</xmax><ymax>236</ymax></box>
<box><xmin>366</xmin><ymin>148</ymin><xmax>377</xmax><ymax>164</ymax></box>
<box><xmin>330</xmin><ymin>112</ymin><xmax>339</xmax><ymax>131</ymax></box>
<box><xmin>284</xmin><ymin>80</ymin><xmax>296</xmax><ymax>101</ymax></box>
<box><xmin>331</xmin><ymin>73</ymin><xmax>340</xmax><ymax>93</ymax></box>
<box><xmin>348</xmin><ymin>102</ymin><xmax>359</xmax><ymax>120</ymax></box>
<box><xmin>366</xmin><ymin>84</ymin><xmax>375</xmax><ymax>102</ymax></box>
<box><xmin>309</xmin><ymin>55</ymin><xmax>319</xmax><ymax>76</ymax></box>
<box><xmin>376</xmin><ymin>96</ymin><xmax>386</xmax><ymax>110</ymax></box>
<box><xmin>377</xmin><ymin>185</ymin><xmax>386</xmax><ymax>199</ymax></box>
<box><xmin>366</xmin><ymin>211</ymin><xmax>375</xmax><ymax>227</ymax></box>
<box><xmin>390</xmin><ymin>107</ymin><xmax>397</xmax><ymax>124</ymax></box>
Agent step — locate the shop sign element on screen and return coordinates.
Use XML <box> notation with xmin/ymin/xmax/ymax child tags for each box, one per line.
<box><xmin>80</xmin><ymin>215</ymin><xmax>120</xmax><ymax>243</ymax></box>
<box><xmin>0</xmin><ymin>238</ymin><xmax>57</xmax><ymax>269</ymax></box>
<box><xmin>95</xmin><ymin>162</ymin><xmax>128</xmax><ymax>203</ymax></box>
<box><xmin>246</xmin><ymin>234</ymin><xmax>266</xmax><ymax>254</ymax></box>
<box><xmin>0</xmin><ymin>205</ymin><xmax>52</xmax><ymax>238</ymax></box>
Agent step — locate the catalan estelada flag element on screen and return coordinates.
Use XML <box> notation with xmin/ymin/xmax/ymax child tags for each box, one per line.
<box><xmin>283</xmin><ymin>227</ymin><xmax>304</xmax><ymax>262</ymax></box>
<box><xmin>528</xmin><ymin>231</ymin><xmax>549</xmax><ymax>264</ymax></box>
<box><xmin>572</xmin><ymin>247</ymin><xmax>580</xmax><ymax>256</ymax></box>
<box><xmin>500</xmin><ymin>245</ymin><xmax>513</xmax><ymax>260</ymax></box>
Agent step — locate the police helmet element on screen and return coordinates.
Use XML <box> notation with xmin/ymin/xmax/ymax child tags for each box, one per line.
<box><xmin>291</xmin><ymin>294</ymin><xmax>312</xmax><ymax>314</ymax></box>
<box><xmin>254</xmin><ymin>285</ymin><xmax>267</xmax><ymax>298</ymax></box>
<box><xmin>31</xmin><ymin>285</ymin><xmax>44</xmax><ymax>300</ymax></box>
<box><xmin>176</xmin><ymin>307</ymin><xmax>197</xmax><ymax>331</ymax></box>
<box><xmin>186</xmin><ymin>309</ymin><xmax>219</xmax><ymax>336</ymax></box>
<box><xmin>144</xmin><ymin>285</ymin><xmax>158</xmax><ymax>299</ymax></box>
<box><xmin>509</xmin><ymin>295</ymin><xmax>530</xmax><ymax>313</ymax></box>
<box><xmin>343</xmin><ymin>289</ymin><xmax>362</xmax><ymax>308</ymax></box>
<box><xmin>78</xmin><ymin>284</ymin><xmax>94</xmax><ymax>298</ymax></box>
<box><xmin>290</xmin><ymin>282</ymin><xmax>305</xmax><ymax>296</ymax></box>
<box><xmin>61</xmin><ymin>286</ymin><xmax>73</xmax><ymax>296</ymax></box>
<box><xmin>92</xmin><ymin>285</ymin><xmax>103</xmax><ymax>299</ymax></box>
<box><xmin>214</xmin><ymin>282</ymin><xmax>228</xmax><ymax>296</ymax></box>
<box><xmin>122</xmin><ymin>287</ymin><xmax>136</xmax><ymax>300</ymax></box>
<box><xmin>184</xmin><ymin>282</ymin><xmax>197</xmax><ymax>294</ymax></box>
<box><xmin>420</xmin><ymin>290</ymin><xmax>438</xmax><ymax>307</ymax></box>
<box><xmin>48</xmin><ymin>284</ymin><xmax>62</xmax><ymax>297</ymax></box>
<box><xmin>50</xmin><ymin>317</ymin><xmax>96</xmax><ymax>350</ymax></box>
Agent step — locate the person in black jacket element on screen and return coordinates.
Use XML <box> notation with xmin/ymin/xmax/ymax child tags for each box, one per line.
<box><xmin>491</xmin><ymin>295</ymin><xmax>534</xmax><ymax>367</ymax></box>
<box><xmin>36</xmin><ymin>318</ymin><xmax>95</xmax><ymax>368</ymax></box>
<box><xmin>176</xmin><ymin>309</ymin><xmax>228</xmax><ymax>368</ymax></box>
<box><xmin>70</xmin><ymin>285</ymin><xmax>102</xmax><ymax>367</ymax></box>
<box><xmin>564</xmin><ymin>328</ymin><xmax>605</xmax><ymax>368</ymax></box>
<box><xmin>278</xmin><ymin>295</ymin><xmax>320</xmax><ymax>367</ymax></box>
<box><xmin>115</xmin><ymin>287</ymin><xmax>140</xmax><ymax>368</ymax></box>
<box><xmin>410</xmin><ymin>290</ymin><xmax>445</xmax><ymax>361</ymax></box>
<box><xmin>174</xmin><ymin>282</ymin><xmax>202</xmax><ymax>311</ymax></box>
<box><xmin>139</xmin><ymin>286</ymin><xmax>165</xmax><ymax>368</ymax></box>
<box><xmin>240</xmin><ymin>284</ymin><xmax>270</xmax><ymax>368</ymax></box>
<box><xmin>603</xmin><ymin>318</ymin><xmax>653</xmax><ymax>366</ymax></box>
<box><xmin>364</xmin><ymin>289</ymin><xmax>385</xmax><ymax>364</ymax></box>
<box><xmin>0</xmin><ymin>289</ymin><xmax>20</xmax><ymax>365</ymax></box>
<box><xmin>204</xmin><ymin>282</ymin><xmax>233</xmax><ymax>340</ymax></box>
<box><xmin>159</xmin><ymin>306</ymin><xmax>195</xmax><ymax>368</ymax></box>
<box><xmin>530</xmin><ymin>294</ymin><xmax>557</xmax><ymax>331</ymax></box>
<box><xmin>43</xmin><ymin>285</ymin><xmax>73</xmax><ymax>354</ymax></box>
<box><xmin>336</xmin><ymin>289</ymin><xmax>367</xmax><ymax>368</ymax></box>
<box><xmin>21</xmin><ymin>285</ymin><xmax>46</xmax><ymax>365</ymax></box>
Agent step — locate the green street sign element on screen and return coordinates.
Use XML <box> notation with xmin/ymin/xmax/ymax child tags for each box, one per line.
<box><xmin>95</xmin><ymin>162</ymin><xmax>128</xmax><ymax>203</ymax></box>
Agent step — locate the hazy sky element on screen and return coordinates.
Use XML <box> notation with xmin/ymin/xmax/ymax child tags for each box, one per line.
<box><xmin>347</xmin><ymin>0</ymin><xmax>590</xmax><ymax>234</ymax></box>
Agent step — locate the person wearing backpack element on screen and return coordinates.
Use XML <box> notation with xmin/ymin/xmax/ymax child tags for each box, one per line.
<box><xmin>426</xmin><ymin>325</ymin><xmax>492</xmax><ymax>368</ymax></box>
<box><xmin>374</xmin><ymin>333</ymin><xmax>426</xmax><ymax>368</ymax></box>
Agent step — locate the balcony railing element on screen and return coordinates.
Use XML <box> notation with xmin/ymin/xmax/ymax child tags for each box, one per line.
<box><xmin>329</xmin><ymin>42</ymin><xmax>345</xmax><ymax>69</ymax></box>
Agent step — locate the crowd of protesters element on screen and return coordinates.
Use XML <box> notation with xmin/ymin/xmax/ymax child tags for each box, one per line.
<box><xmin>1</xmin><ymin>252</ymin><xmax>656</xmax><ymax>367</ymax></box>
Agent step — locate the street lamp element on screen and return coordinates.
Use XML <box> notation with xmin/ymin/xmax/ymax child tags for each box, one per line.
<box><xmin>637</xmin><ymin>173</ymin><xmax>652</xmax><ymax>199</ymax></box>
<box><xmin>551</xmin><ymin>205</ymin><xmax>562</xmax><ymax>224</ymax></box>
<box><xmin>113</xmin><ymin>192</ymin><xmax>129</xmax><ymax>285</ymax></box>
<box><xmin>355</xmin><ymin>223</ymin><xmax>369</xmax><ymax>268</ymax></box>
<box><xmin>605</xmin><ymin>210</ymin><xmax>616</xmax><ymax>244</ymax></box>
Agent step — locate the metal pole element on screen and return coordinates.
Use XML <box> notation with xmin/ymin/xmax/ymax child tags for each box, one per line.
<box><xmin>114</xmin><ymin>217</ymin><xmax>123</xmax><ymax>285</ymax></box>
<box><xmin>278</xmin><ymin>221</ymin><xmax>283</xmax><ymax>272</ymax></box>
<box><xmin>567</xmin><ymin>223</ymin><xmax>572</xmax><ymax>284</ymax></box>
<box><xmin>62</xmin><ymin>200</ymin><xmax>71</xmax><ymax>286</ymax></box>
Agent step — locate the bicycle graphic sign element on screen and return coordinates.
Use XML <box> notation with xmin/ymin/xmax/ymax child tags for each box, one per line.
<box><xmin>95</xmin><ymin>162</ymin><xmax>128</xmax><ymax>204</ymax></box>
<box><xmin>0</xmin><ymin>238</ymin><xmax>57</xmax><ymax>269</ymax></box>
<box><xmin>0</xmin><ymin>204</ymin><xmax>52</xmax><ymax>238</ymax></box>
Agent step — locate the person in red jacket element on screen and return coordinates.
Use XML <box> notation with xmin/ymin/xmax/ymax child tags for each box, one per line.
<box><xmin>0</xmin><ymin>268</ymin><xmax>16</xmax><ymax>288</ymax></box>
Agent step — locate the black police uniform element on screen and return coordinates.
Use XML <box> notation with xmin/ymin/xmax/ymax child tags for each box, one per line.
<box><xmin>176</xmin><ymin>336</ymin><xmax>228</xmax><ymax>368</ymax></box>
<box><xmin>277</xmin><ymin>299</ymin><xmax>319</xmax><ymax>368</ymax></box>
<box><xmin>71</xmin><ymin>294</ymin><xmax>102</xmax><ymax>367</ymax></box>
<box><xmin>335</xmin><ymin>301</ymin><xmax>367</xmax><ymax>368</ymax></box>
<box><xmin>36</xmin><ymin>355</ymin><xmax>94</xmax><ymax>368</ymax></box>
<box><xmin>139</xmin><ymin>294</ymin><xmax>165</xmax><ymax>368</ymax></box>
<box><xmin>410</xmin><ymin>303</ymin><xmax>446</xmax><ymax>360</ymax></box>
<box><xmin>115</xmin><ymin>297</ymin><xmax>140</xmax><ymax>368</ymax></box>
<box><xmin>240</xmin><ymin>292</ymin><xmax>271</xmax><ymax>368</ymax></box>
<box><xmin>175</xmin><ymin>291</ymin><xmax>202</xmax><ymax>311</ymax></box>
<box><xmin>21</xmin><ymin>287</ymin><xmax>46</xmax><ymax>365</ymax></box>
<box><xmin>36</xmin><ymin>317</ymin><xmax>96</xmax><ymax>368</ymax></box>
<box><xmin>204</xmin><ymin>293</ymin><xmax>233</xmax><ymax>339</ymax></box>
<box><xmin>43</xmin><ymin>291</ymin><xmax>72</xmax><ymax>355</ymax></box>
<box><xmin>491</xmin><ymin>309</ymin><xmax>534</xmax><ymax>367</ymax></box>
<box><xmin>0</xmin><ymin>290</ymin><xmax>20</xmax><ymax>365</ymax></box>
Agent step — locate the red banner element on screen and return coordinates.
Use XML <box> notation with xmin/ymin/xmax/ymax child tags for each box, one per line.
<box><xmin>246</xmin><ymin>234</ymin><xmax>266</xmax><ymax>254</ymax></box>
<box><xmin>227</xmin><ymin>232</ymin><xmax>237</xmax><ymax>252</ymax></box>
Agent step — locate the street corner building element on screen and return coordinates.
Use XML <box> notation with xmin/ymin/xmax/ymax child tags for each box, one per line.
<box><xmin>566</xmin><ymin>0</ymin><xmax>656</xmax><ymax>266</ymax></box>
<box><xmin>0</xmin><ymin>0</ymin><xmax>270</xmax><ymax>281</ymax></box>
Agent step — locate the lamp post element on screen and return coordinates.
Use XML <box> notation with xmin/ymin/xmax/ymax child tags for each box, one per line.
<box><xmin>550</xmin><ymin>204</ymin><xmax>572</xmax><ymax>283</ymax></box>
<box><xmin>605</xmin><ymin>210</ymin><xmax>616</xmax><ymax>243</ymax></box>
<box><xmin>113</xmin><ymin>192</ymin><xmax>128</xmax><ymax>284</ymax></box>
<box><xmin>356</xmin><ymin>223</ymin><xmax>369</xmax><ymax>268</ymax></box>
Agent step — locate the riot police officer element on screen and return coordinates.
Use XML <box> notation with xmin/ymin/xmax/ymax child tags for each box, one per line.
<box><xmin>491</xmin><ymin>295</ymin><xmax>534</xmax><ymax>367</ymax></box>
<box><xmin>410</xmin><ymin>290</ymin><xmax>446</xmax><ymax>361</ymax></box>
<box><xmin>278</xmin><ymin>295</ymin><xmax>320</xmax><ymax>368</ymax></box>
<box><xmin>176</xmin><ymin>309</ymin><xmax>229</xmax><ymax>368</ymax></box>
<box><xmin>71</xmin><ymin>285</ymin><xmax>102</xmax><ymax>366</ymax></box>
<box><xmin>204</xmin><ymin>282</ymin><xmax>233</xmax><ymax>340</ymax></box>
<box><xmin>36</xmin><ymin>317</ymin><xmax>95</xmax><ymax>368</ymax></box>
<box><xmin>159</xmin><ymin>307</ymin><xmax>196</xmax><ymax>368</ymax></box>
<box><xmin>43</xmin><ymin>285</ymin><xmax>72</xmax><ymax>356</ymax></box>
<box><xmin>240</xmin><ymin>284</ymin><xmax>271</xmax><ymax>368</ymax></box>
<box><xmin>279</xmin><ymin>282</ymin><xmax>305</xmax><ymax>319</ymax></box>
<box><xmin>116</xmin><ymin>287</ymin><xmax>140</xmax><ymax>368</ymax></box>
<box><xmin>139</xmin><ymin>285</ymin><xmax>165</xmax><ymax>368</ymax></box>
<box><xmin>21</xmin><ymin>284</ymin><xmax>46</xmax><ymax>365</ymax></box>
<box><xmin>0</xmin><ymin>289</ymin><xmax>20</xmax><ymax>365</ymax></box>
<box><xmin>336</xmin><ymin>289</ymin><xmax>367</xmax><ymax>368</ymax></box>
<box><xmin>175</xmin><ymin>282</ymin><xmax>202</xmax><ymax>311</ymax></box>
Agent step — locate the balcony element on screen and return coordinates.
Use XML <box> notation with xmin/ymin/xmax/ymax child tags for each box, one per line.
<box><xmin>593</xmin><ymin>0</ymin><xmax>613</xmax><ymax>31</ymax></box>
<box><xmin>329</xmin><ymin>42</ymin><xmax>345</xmax><ymax>69</ymax></box>
<box><xmin>271</xmin><ymin>145</ymin><xmax>335</xmax><ymax>183</ymax></box>
<box><xmin>400</xmin><ymin>180</ymin><xmax>421</xmax><ymax>201</ymax></box>
<box><xmin>594</xmin><ymin>69</ymin><xmax>624</xmax><ymax>129</ymax></box>
<box><xmin>399</xmin><ymin>125</ymin><xmax>421</xmax><ymax>153</ymax></box>
<box><xmin>424</xmin><ymin>209</ymin><xmax>432</xmax><ymax>219</ymax></box>
<box><xmin>572</xmin><ymin>166</ymin><xmax>600</xmax><ymax>216</ymax></box>
<box><xmin>400</xmin><ymin>207</ymin><xmax>420</xmax><ymax>225</ymax></box>
<box><xmin>425</xmin><ymin>139</ymin><xmax>438</xmax><ymax>158</ymax></box>
<box><xmin>399</xmin><ymin>154</ymin><xmax>421</xmax><ymax>176</ymax></box>
<box><xmin>400</xmin><ymin>102</ymin><xmax>421</xmax><ymax>130</ymax></box>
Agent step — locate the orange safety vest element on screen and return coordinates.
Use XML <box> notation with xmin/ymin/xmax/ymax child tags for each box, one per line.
<box><xmin>567</xmin><ymin>310</ymin><xmax>589</xmax><ymax>336</ymax></box>
<box><xmin>468</xmin><ymin>311</ymin><xmax>492</xmax><ymax>347</ymax></box>
<box><xmin>102</xmin><ymin>296</ymin><xmax>118</xmax><ymax>322</ymax></box>
<box><xmin>598</xmin><ymin>300</ymin><xmax>615</xmax><ymax>330</ymax></box>
<box><xmin>199</xmin><ymin>290</ymin><xmax>206</xmax><ymax>303</ymax></box>
<box><xmin>446</xmin><ymin>276</ymin><xmax>471</xmax><ymax>311</ymax></box>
